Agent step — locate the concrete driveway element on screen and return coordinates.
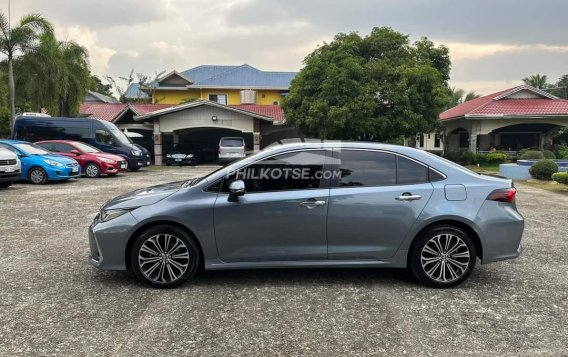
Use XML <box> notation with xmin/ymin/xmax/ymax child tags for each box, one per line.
<box><xmin>0</xmin><ymin>169</ymin><xmax>567</xmax><ymax>356</ymax></box>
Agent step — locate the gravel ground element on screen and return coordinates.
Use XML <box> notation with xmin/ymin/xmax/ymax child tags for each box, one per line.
<box><xmin>0</xmin><ymin>168</ymin><xmax>567</xmax><ymax>356</ymax></box>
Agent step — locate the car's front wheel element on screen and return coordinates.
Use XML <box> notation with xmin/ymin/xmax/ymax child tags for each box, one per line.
<box><xmin>410</xmin><ymin>226</ymin><xmax>476</xmax><ymax>288</ymax></box>
<box><xmin>131</xmin><ymin>225</ymin><xmax>200</xmax><ymax>288</ymax></box>
<box><xmin>28</xmin><ymin>167</ymin><xmax>48</xmax><ymax>184</ymax></box>
<box><xmin>85</xmin><ymin>163</ymin><xmax>101</xmax><ymax>178</ymax></box>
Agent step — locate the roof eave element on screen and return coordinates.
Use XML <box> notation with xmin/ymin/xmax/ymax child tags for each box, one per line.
<box><xmin>187</xmin><ymin>85</ymin><xmax>290</xmax><ymax>90</ymax></box>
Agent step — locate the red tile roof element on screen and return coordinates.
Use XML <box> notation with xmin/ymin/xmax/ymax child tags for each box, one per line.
<box><xmin>440</xmin><ymin>86</ymin><xmax>568</xmax><ymax>120</ymax></box>
<box><xmin>79</xmin><ymin>103</ymin><xmax>175</xmax><ymax>122</ymax></box>
<box><xmin>230</xmin><ymin>104</ymin><xmax>285</xmax><ymax>123</ymax></box>
<box><xmin>79</xmin><ymin>103</ymin><xmax>127</xmax><ymax>121</ymax></box>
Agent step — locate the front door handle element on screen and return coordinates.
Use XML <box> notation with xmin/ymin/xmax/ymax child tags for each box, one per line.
<box><xmin>395</xmin><ymin>194</ymin><xmax>422</xmax><ymax>201</ymax></box>
<box><xmin>300</xmin><ymin>199</ymin><xmax>326</xmax><ymax>209</ymax></box>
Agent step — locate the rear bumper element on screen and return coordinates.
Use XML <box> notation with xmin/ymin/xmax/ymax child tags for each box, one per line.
<box><xmin>219</xmin><ymin>154</ymin><xmax>245</xmax><ymax>163</ymax></box>
<box><xmin>475</xmin><ymin>201</ymin><xmax>525</xmax><ymax>264</ymax></box>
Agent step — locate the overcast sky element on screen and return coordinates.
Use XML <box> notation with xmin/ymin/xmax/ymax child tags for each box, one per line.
<box><xmin>8</xmin><ymin>0</ymin><xmax>568</xmax><ymax>95</ymax></box>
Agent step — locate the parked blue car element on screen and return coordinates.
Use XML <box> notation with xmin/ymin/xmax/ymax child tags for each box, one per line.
<box><xmin>0</xmin><ymin>140</ymin><xmax>81</xmax><ymax>184</ymax></box>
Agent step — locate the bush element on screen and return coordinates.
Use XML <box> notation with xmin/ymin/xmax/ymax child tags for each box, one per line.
<box><xmin>520</xmin><ymin>150</ymin><xmax>544</xmax><ymax>160</ymax></box>
<box><xmin>552</xmin><ymin>172</ymin><xmax>568</xmax><ymax>185</ymax></box>
<box><xmin>442</xmin><ymin>151</ymin><xmax>461</xmax><ymax>163</ymax></box>
<box><xmin>542</xmin><ymin>150</ymin><xmax>556</xmax><ymax>159</ymax></box>
<box><xmin>460</xmin><ymin>151</ymin><xmax>477</xmax><ymax>165</ymax></box>
<box><xmin>557</xmin><ymin>145</ymin><xmax>568</xmax><ymax>159</ymax></box>
<box><xmin>529</xmin><ymin>159</ymin><xmax>559</xmax><ymax>180</ymax></box>
<box><xmin>484</xmin><ymin>152</ymin><xmax>508</xmax><ymax>164</ymax></box>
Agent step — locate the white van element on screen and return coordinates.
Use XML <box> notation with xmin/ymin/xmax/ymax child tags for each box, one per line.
<box><xmin>0</xmin><ymin>147</ymin><xmax>21</xmax><ymax>188</ymax></box>
<box><xmin>218</xmin><ymin>137</ymin><xmax>246</xmax><ymax>163</ymax></box>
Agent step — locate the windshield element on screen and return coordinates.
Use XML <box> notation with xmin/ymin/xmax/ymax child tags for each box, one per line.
<box><xmin>109</xmin><ymin>128</ymin><xmax>134</xmax><ymax>145</ymax></box>
<box><xmin>14</xmin><ymin>143</ymin><xmax>50</xmax><ymax>155</ymax></box>
<box><xmin>74</xmin><ymin>142</ymin><xmax>100</xmax><ymax>153</ymax></box>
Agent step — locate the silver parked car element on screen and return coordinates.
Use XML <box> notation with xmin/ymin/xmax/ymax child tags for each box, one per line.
<box><xmin>88</xmin><ymin>142</ymin><xmax>524</xmax><ymax>288</ymax></box>
<box><xmin>218</xmin><ymin>137</ymin><xmax>246</xmax><ymax>163</ymax></box>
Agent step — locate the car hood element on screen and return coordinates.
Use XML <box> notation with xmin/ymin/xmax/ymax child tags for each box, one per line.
<box><xmin>103</xmin><ymin>181</ymin><xmax>185</xmax><ymax>210</ymax></box>
<box><xmin>42</xmin><ymin>154</ymin><xmax>77</xmax><ymax>164</ymax></box>
<box><xmin>90</xmin><ymin>152</ymin><xmax>125</xmax><ymax>161</ymax></box>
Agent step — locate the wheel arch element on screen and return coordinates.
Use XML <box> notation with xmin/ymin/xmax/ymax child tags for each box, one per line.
<box><xmin>124</xmin><ymin>220</ymin><xmax>205</xmax><ymax>270</ymax></box>
<box><xmin>407</xmin><ymin>219</ymin><xmax>483</xmax><ymax>263</ymax></box>
<box><xmin>27</xmin><ymin>165</ymin><xmax>48</xmax><ymax>182</ymax></box>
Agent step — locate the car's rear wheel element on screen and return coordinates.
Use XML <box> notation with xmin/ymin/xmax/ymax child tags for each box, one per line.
<box><xmin>131</xmin><ymin>225</ymin><xmax>200</xmax><ymax>288</ymax></box>
<box><xmin>410</xmin><ymin>226</ymin><xmax>476</xmax><ymax>288</ymax></box>
<box><xmin>85</xmin><ymin>163</ymin><xmax>101</xmax><ymax>178</ymax></box>
<box><xmin>28</xmin><ymin>167</ymin><xmax>48</xmax><ymax>184</ymax></box>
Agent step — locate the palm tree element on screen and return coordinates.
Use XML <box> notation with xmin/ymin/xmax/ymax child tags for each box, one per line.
<box><xmin>447</xmin><ymin>87</ymin><xmax>481</xmax><ymax>109</ymax></box>
<box><xmin>522</xmin><ymin>74</ymin><xmax>549</xmax><ymax>89</ymax></box>
<box><xmin>18</xmin><ymin>33</ymin><xmax>90</xmax><ymax>116</ymax></box>
<box><xmin>464</xmin><ymin>91</ymin><xmax>481</xmax><ymax>102</ymax></box>
<box><xmin>0</xmin><ymin>12</ymin><xmax>53</xmax><ymax>130</ymax></box>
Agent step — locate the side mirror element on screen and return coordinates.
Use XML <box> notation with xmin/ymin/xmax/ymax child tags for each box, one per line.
<box><xmin>70</xmin><ymin>149</ymin><xmax>81</xmax><ymax>156</ymax></box>
<box><xmin>228</xmin><ymin>180</ymin><xmax>245</xmax><ymax>202</ymax></box>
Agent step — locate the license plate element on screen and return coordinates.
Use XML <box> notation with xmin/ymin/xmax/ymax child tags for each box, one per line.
<box><xmin>146</xmin><ymin>161</ymin><xmax>151</xmax><ymax>166</ymax></box>
<box><xmin>120</xmin><ymin>163</ymin><xmax>126</xmax><ymax>169</ymax></box>
<box><xmin>4</xmin><ymin>167</ymin><xmax>15</xmax><ymax>173</ymax></box>
<box><xmin>72</xmin><ymin>167</ymin><xmax>78</xmax><ymax>173</ymax></box>
<box><xmin>175</xmin><ymin>158</ymin><xmax>182</xmax><ymax>162</ymax></box>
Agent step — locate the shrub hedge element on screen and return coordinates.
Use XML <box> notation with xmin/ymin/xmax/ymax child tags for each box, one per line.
<box><xmin>520</xmin><ymin>151</ymin><xmax>545</xmax><ymax>160</ymax></box>
<box><xmin>542</xmin><ymin>150</ymin><xmax>556</xmax><ymax>159</ymax></box>
<box><xmin>529</xmin><ymin>159</ymin><xmax>559</xmax><ymax>180</ymax></box>
<box><xmin>552</xmin><ymin>172</ymin><xmax>568</xmax><ymax>185</ymax></box>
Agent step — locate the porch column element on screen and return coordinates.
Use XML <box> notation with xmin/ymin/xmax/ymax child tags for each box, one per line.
<box><xmin>153</xmin><ymin>119</ymin><xmax>163</xmax><ymax>166</ymax></box>
<box><xmin>253</xmin><ymin>118</ymin><xmax>261</xmax><ymax>152</ymax></box>
<box><xmin>469</xmin><ymin>134</ymin><xmax>477</xmax><ymax>153</ymax></box>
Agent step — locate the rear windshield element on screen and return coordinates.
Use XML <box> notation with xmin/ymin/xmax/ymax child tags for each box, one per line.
<box><xmin>220</xmin><ymin>138</ymin><xmax>244</xmax><ymax>147</ymax></box>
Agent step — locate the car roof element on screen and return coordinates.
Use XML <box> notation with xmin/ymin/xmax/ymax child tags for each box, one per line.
<box><xmin>36</xmin><ymin>140</ymin><xmax>79</xmax><ymax>144</ymax></box>
<box><xmin>0</xmin><ymin>139</ymin><xmax>29</xmax><ymax>145</ymax></box>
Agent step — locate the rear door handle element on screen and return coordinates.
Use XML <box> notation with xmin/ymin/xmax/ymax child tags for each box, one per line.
<box><xmin>395</xmin><ymin>194</ymin><xmax>422</xmax><ymax>201</ymax></box>
<box><xmin>300</xmin><ymin>199</ymin><xmax>326</xmax><ymax>209</ymax></box>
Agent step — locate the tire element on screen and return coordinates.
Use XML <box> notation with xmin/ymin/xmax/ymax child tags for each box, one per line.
<box><xmin>85</xmin><ymin>163</ymin><xmax>101</xmax><ymax>178</ymax></box>
<box><xmin>130</xmin><ymin>167</ymin><xmax>140</xmax><ymax>172</ymax></box>
<box><xmin>28</xmin><ymin>167</ymin><xmax>48</xmax><ymax>185</ymax></box>
<box><xmin>0</xmin><ymin>182</ymin><xmax>11</xmax><ymax>188</ymax></box>
<box><xmin>410</xmin><ymin>225</ymin><xmax>476</xmax><ymax>288</ymax></box>
<box><xmin>131</xmin><ymin>225</ymin><xmax>200</xmax><ymax>288</ymax></box>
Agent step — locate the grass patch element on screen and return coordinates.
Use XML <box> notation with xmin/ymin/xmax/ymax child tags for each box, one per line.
<box><xmin>463</xmin><ymin>164</ymin><xmax>500</xmax><ymax>175</ymax></box>
<box><xmin>518</xmin><ymin>180</ymin><xmax>568</xmax><ymax>196</ymax></box>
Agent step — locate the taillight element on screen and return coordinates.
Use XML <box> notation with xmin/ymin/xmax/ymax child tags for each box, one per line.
<box><xmin>487</xmin><ymin>188</ymin><xmax>517</xmax><ymax>203</ymax></box>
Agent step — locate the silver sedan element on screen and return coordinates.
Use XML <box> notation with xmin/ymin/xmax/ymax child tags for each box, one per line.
<box><xmin>88</xmin><ymin>142</ymin><xmax>524</xmax><ymax>288</ymax></box>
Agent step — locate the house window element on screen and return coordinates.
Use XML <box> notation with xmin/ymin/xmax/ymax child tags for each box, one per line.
<box><xmin>419</xmin><ymin>134</ymin><xmax>425</xmax><ymax>148</ymax></box>
<box><xmin>434</xmin><ymin>134</ymin><xmax>441</xmax><ymax>148</ymax></box>
<box><xmin>209</xmin><ymin>94</ymin><xmax>227</xmax><ymax>105</ymax></box>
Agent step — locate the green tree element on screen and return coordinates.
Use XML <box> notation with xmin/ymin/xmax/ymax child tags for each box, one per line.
<box><xmin>446</xmin><ymin>87</ymin><xmax>481</xmax><ymax>109</ymax></box>
<box><xmin>283</xmin><ymin>27</ymin><xmax>450</xmax><ymax>141</ymax></box>
<box><xmin>522</xmin><ymin>74</ymin><xmax>549</xmax><ymax>89</ymax></box>
<box><xmin>0</xmin><ymin>12</ymin><xmax>53</xmax><ymax>130</ymax></box>
<box><xmin>17</xmin><ymin>32</ymin><xmax>91</xmax><ymax>116</ymax></box>
<box><xmin>89</xmin><ymin>75</ymin><xmax>114</xmax><ymax>98</ymax></box>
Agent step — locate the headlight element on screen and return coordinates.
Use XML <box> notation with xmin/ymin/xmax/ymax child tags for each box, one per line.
<box><xmin>166</xmin><ymin>154</ymin><xmax>172</xmax><ymax>158</ymax></box>
<box><xmin>187</xmin><ymin>154</ymin><xmax>194</xmax><ymax>158</ymax></box>
<box><xmin>99</xmin><ymin>208</ymin><xmax>130</xmax><ymax>222</ymax></box>
<box><xmin>131</xmin><ymin>150</ymin><xmax>142</xmax><ymax>156</ymax></box>
<box><xmin>97</xmin><ymin>157</ymin><xmax>116</xmax><ymax>164</ymax></box>
<box><xmin>44</xmin><ymin>159</ymin><xmax>64</xmax><ymax>167</ymax></box>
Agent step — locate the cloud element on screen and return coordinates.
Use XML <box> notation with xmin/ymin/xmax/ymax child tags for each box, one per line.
<box><xmin>56</xmin><ymin>26</ymin><xmax>116</xmax><ymax>74</ymax></box>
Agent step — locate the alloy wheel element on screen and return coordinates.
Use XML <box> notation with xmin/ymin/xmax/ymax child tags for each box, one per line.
<box><xmin>138</xmin><ymin>234</ymin><xmax>190</xmax><ymax>284</ymax></box>
<box><xmin>420</xmin><ymin>233</ymin><xmax>471</xmax><ymax>283</ymax></box>
<box><xmin>29</xmin><ymin>169</ymin><xmax>46</xmax><ymax>184</ymax></box>
<box><xmin>85</xmin><ymin>163</ymin><xmax>100</xmax><ymax>178</ymax></box>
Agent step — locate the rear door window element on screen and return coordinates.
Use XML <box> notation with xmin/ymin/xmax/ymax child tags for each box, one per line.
<box><xmin>397</xmin><ymin>156</ymin><xmax>428</xmax><ymax>185</ymax></box>
<box><xmin>335</xmin><ymin>150</ymin><xmax>397</xmax><ymax>187</ymax></box>
<box><xmin>220</xmin><ymin>138</ymin><xmax>244</xmax><ymax>147</ymax></box>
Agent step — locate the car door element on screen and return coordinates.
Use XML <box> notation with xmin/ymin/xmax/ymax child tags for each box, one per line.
<box><xmin>213</xmin><ymin>149</ymin><xmax>331</xmax><ymax>262</ymax></box>
<box><xmin>327</xmin><ymin>149</ymin><xmax>434</xmax><ymax>260</ymax></box>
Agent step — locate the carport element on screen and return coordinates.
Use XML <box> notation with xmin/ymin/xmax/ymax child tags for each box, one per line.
<box><xmin>133</xmin><ymin>100</ymin><xmax>273</xmax><ymax>165</ymax></box>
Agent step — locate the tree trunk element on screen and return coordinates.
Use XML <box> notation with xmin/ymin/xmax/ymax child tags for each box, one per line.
<box><xmin>8</xmin><ymin>57</ymin><xmax>16</xmax><ymax>134</ymax></box>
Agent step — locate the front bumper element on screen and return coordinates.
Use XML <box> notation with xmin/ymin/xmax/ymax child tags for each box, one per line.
<box><xmin>166</xmin><ymin>157</ymin><xmax>196</xmax><ymax>166</ymax></box>
<box><xmin>100</xmin><ymin>160</ymin><xmax>127</xmax><ymax>175</ymax></box>
<box><xmin>0</xmin><ymin>170</ymin><xmax>20</xmax><ymax>183</ymax></box>
<box><xmin>88</xmin><ymin>211</ymin><xmax>139</xmax><ymax>270</ymax></box>
<box><xmin>126</xmin><ymin>154</ymin><xmax>151</xmax><ymax>169</ymax></box>
<box><xmin>46</xmin><ymin>165</ymin><xmax>81</xmax><ymax>180</ymax></box>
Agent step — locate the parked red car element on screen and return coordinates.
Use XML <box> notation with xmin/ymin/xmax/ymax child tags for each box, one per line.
<box><xmin>35</xmin><ymin>140</ymin><xmax>127</xmax><ymax>178</ymax></box>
